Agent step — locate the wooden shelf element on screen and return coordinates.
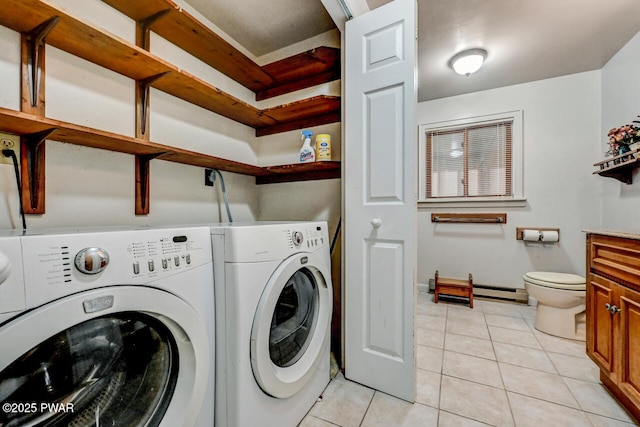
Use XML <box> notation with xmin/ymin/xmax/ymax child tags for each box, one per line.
<box><xmin>101</xmin><ymin>0</ymin><xmax>341</xmax><ymax>100</ymax></box>
<box><xmin>0</xmin><ymin>0</ymin><xmax>340</xmax><ymax>137</ymax></box>
<box><xmin>0</xmin><ymin>107</ymin><xmax>340</xmax><ymax>184</ymax></box>
<box><xmin>0</xmin><ymin>0</ymin><xmax>342</xmax><ymax>216</ymax></box>
<box><xmin>593</xmin><ymin>149</ymin><xmax>640</xmax><ymax>184</ymax></box>
<box><xmin>258</xmin><ymin>161</ymin><xmax>341</xmax><ymax>184</ymax></box>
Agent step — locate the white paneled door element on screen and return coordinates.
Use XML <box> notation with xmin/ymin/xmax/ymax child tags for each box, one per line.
<box><xmin>344</xmin><ymin>0</ymin><xmax>417</xmax><ymax>402</ymax></box>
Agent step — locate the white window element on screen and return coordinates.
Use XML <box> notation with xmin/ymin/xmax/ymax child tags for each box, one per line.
<box><xmin>418</xmin><ymin>111</ymin><xmax>524</xmax><ymax>205</ymax></box>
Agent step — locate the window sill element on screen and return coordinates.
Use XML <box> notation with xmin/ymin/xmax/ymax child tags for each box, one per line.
<box><xmin>418</xmin><ymin>198</ymin><xmax>528</xmax><ymax>209</ymax></box>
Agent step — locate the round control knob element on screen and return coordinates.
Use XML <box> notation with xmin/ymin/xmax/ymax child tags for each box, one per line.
<box><xmin>75</xmin><ymin>247</ymin><xmax>110</xmax><ymax>275</ymax></box>
<box><xmin>292</xmin><ymin>231</ymin><xmax>304</xmax><ymax>246</ymax></box>
<box><xmin>0</xmin><ymin>252</ymin><xmax>11</xmax><ymax>285</ymax></box>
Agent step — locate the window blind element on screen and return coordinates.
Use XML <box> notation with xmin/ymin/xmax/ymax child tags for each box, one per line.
<box><xmin>426</xmin><ymin>121</ymin><xmax>512</xmax><ymax>199</ymax></box>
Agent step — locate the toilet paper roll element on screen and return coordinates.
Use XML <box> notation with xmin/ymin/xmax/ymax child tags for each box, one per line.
<box><xmin>522</xmin><ymin>229</ymin><xmax>541</xmax><ymax>241</ymax></box>
<box><xmin>540</xmin><ymin>230</ymin><xmax>559</xmax><ymax>242</ymax></box>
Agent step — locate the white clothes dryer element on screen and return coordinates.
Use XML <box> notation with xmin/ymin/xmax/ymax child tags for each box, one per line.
<box><xmin>210</xmin><ymin>222</ymin><xmax>333</xmax><ymax>427</ymax></box>
<box><xmin>0</xmin><ymin>226</ymin><xmax>215</xmax><ymax>427</ymax></box>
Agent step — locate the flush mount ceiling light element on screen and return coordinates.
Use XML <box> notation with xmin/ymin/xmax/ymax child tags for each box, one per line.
<box><xmin>449</xmin><ymin>48</ymin><xmax>487</xmax><ymax>76</ymax></box>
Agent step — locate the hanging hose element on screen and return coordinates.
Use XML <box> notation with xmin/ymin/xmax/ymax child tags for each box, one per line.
<box><xmin>2</xmin><ymin>149</ymin><xmax>26</xmax><ymax>230</ymax></box>
<box><xmin>209</xmin><ymin>169</ymin><xmax>233</xmax><ymax>223</ymax></box>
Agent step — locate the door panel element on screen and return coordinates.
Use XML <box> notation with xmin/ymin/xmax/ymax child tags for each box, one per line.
<box><xmin>366</xmin><ymin>85</ymin><xmax>404</xmax><ymax>202</ymax></box>
<box><xmin>344</xmin><ymin>0</ymin><xmax>416</xmax><ymax>402</ymax></box>
<box><xmin>587</xmin><ymin>275</ymin><xmax>615</xmax><ymax>375</ymax></box>
<box><xmin>619</xmin><ymin>287</ymin><xmax>640</xmax><ymax>407</ymax></box>
<box><xmin>365</xmin><ymin>239</ymin><xmax>404</xmax><ymax>358</ymax></box>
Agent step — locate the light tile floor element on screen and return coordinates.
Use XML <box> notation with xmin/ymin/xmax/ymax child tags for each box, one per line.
<box><xmin>300</xmin><ymin>292</ymin><xmax>639</xmax><ymax>427</ymax></box>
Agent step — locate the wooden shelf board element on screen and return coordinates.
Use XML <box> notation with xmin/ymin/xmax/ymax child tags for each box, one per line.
<box><xmin>256</xmin><ymin>111</ymin><xmax>341</xmax><ymax>137</ymax></box>
<box><xmin>257</xmin><ymin>47</ymin><xmax>341</xmax><ymax>101</ymax></box>
<box><xmin>100</xmin><ymin>0</ymin><xmax>340</xmax><ymax>100</ymax></box>
<box><xmin>101</xmin><ymin>0</ymin><xmax>275</xmax><ymax>91</ymax></box>
<box><xmin>593</xmin><ymin>149</ymin><xmax>640</xmax><ymax>184</ymax></box>
<box><xmin>0</xmin><ymin>0</ymin><xmax>340</xmax><ymax>135</ymax></box>
<box><xmin>1</xmin><ymin>0</ymin><xmax>169</xmax><ymax>81</ymax></box>
<box><xmin>0</xmin><ymin>107</ymin><xmax>259</xmax><ymax>174</ymax></box>
<box><xmin>257</xmin><ymin>161</ymin><xmax>341</xmax><ymax>184</ymax></box>
<box><xmin>0</xmin><ymin>108</ymin><xmax>340</xmax><ymax>182</ymax></box>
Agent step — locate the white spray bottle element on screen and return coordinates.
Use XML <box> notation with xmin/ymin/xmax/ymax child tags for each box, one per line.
<box><xmin>299</xmin><ymin>129</ymin><xmax>315</xmax><ymax>162</ymax></box>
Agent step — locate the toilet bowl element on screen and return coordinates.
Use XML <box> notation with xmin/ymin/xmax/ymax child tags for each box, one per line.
<box><xmin>523</xmin><ymin>271</ymin><xmax>586</xmax><ymax>341</ymax></box>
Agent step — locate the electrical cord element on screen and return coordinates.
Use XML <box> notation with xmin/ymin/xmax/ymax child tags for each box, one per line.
<box><xmin>210</xmin><ymin>169</ymin><xmax>233</xmax><ymax>223</ymax></box>
<box><xmin>2</xmin><ymin>149</ymin><xmax>27</xmax><ymax>230</ymax></box>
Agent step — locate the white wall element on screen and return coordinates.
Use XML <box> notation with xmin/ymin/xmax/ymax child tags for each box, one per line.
<box><xmin>416</xmin><ymin>71</ymin><xmax>602</xmax><ymax>288</ymax></box>
<box><xmin>600</xmin><ymin>31</ymin><xmax>640</xmax><ymax>230</ymax></box>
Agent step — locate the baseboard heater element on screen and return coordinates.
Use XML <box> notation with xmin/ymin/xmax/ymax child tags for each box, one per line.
<box><xmin>426</xmin><ymin>279</ymin><xmax>529</xmax><ymax>304</ymax></box>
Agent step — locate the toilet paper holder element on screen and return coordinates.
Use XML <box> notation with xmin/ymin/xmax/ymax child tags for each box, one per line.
<box><xmin>516</xmin><ymin>227</ymin><xmax>560</xmax><ymax>242</ymax></box>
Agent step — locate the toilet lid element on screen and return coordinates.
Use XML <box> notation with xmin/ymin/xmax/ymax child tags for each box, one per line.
<box><xmin>524</xmin><ymin>271</ymin><xmax>586</xmax><ymax>290</ymax></box>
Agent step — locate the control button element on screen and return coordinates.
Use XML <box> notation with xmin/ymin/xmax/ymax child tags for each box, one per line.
<box><xmin>74</xmin><ymin>247</ymin><xmax>110</xmax><ymax>275</ymax></box>
<box><xmin>162</xmin><ymin>258</ymin><xmax>168</xmax><ymax>269</ymax></box>
<box><xmin>148</xmin><ymin>260</ymin><xmax>155</xmax><ymax>272</ymax></box>
<box><xmin>173</xmin><ymin>235</ymin><xmax>188</xmax><ymax>243</ymax></box>
<box><xmin>292</xmin><ymin>231</ymin><xmax>303</xmax><ymax>246</ymax></box>
<box><xmin>133</xmin><ymin>261</ymin><xmax>140</xmax><ymax>275</ymax></box>
<box><xmin>174</xmin><ymin>256</ymin><xmax>180</xmax><ymax>267</ymax></box>
<box><xmin>186</xmin><ymin>254</ymin><xmax>191</xmax><ymax>265</ymax></box>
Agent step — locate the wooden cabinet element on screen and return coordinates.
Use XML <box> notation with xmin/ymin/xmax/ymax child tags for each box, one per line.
<box><xmin>586</xmin><ymin>232</ymin><xmax>640</xmax><ymax>422</ymax></box>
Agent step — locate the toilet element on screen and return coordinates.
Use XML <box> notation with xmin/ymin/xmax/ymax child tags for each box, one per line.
<box><xmin>523</xmin><ymin>271</ymin><xmax>586</xmax><ymax>341</ymax></box>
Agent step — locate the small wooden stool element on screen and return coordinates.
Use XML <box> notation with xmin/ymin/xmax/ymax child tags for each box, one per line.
<box><xmin>434</xmin><ymin>270</ymin><xmax>474</xmax><ymax>308</ymax></box>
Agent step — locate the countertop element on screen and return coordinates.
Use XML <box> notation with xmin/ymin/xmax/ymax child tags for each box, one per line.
<box><xmin>583</xmin><ymin>229</ymin><xmax>640</xmax><ymax>241</ymax></box>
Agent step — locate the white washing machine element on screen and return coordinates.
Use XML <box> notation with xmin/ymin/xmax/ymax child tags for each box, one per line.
<box><xmin>210</xmin><ymin>222</ymin><xmax>333</xmax><ymax>427</ymax></box>
<box><xmin>0</xmin><ymin>226</ymin><xmax>215</xmax><ymax>427</ymax></box>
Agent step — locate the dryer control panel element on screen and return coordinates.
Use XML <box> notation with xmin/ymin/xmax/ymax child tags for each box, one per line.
<box><xmin>217</xmin><ymin>221</ymin><xmax>330</xmax><ymax>263</ymax></box>
<box><xmin>21</xmin><ymin>227</ymin><xmax>213</xmax><ymax>309</ymax></box>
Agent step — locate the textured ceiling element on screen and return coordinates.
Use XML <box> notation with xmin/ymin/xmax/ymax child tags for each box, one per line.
<box><xmin>184</xmin><ymin>0</ymin><xmax>336</xmax><ymax>57</ymax></box>
<box><xmin>418</xmin><ymin>0</ymin><xmax>640</xmax><ymax>101</ymax></box>
<box><xmin>186</xmin><ymin>0</ymin><xmax>640</xmax><ymax>102</ymax></box>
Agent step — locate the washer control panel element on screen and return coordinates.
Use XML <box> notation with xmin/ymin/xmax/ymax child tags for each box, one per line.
<box><xmin>285</xmin><ymin>224</ymin><xmax>327</xmax><ymax>250</ymax></box>
<box><xmin>21</xmin><ymin>227</ymin><xmax>213</xmax><ymax>309</ymax></box>
<box><xmin>127</xmin><ymin>234</ymin><xmax>197</xmax><ymax>276</ymax></box>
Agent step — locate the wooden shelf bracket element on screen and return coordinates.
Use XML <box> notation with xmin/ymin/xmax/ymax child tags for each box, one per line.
<box><xmin>21</xmin><ymin>128</ymin><xmax>54</xmax><ymax>214</ymax></box>
<box><xmin>137</xmin><ymin>72</ymin><xmax>170</xmax><ymax>136</ymax></box>
<box><xmin>25</xmin><ymin>16</ymin><xmax>59</xmax><ymax>108</ymax></box>
<box><xmin>138</xmin><ymin>9</ymin><xmax>171</xmax><ymax>50</ymax></box>
<box><xmin>135</xmin><ymin>153</ymin><xmax>164</xmax><ymax>215</ymax></box>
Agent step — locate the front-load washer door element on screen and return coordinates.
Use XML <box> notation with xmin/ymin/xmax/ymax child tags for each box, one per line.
<box><xmin>0</xmin><ymin>286</ymin><xmax>209</xmax><ymax>427</ymax></box>
<box><xmin>251</xmin><ymin>252</ymin><xmax>332</xmax><ymax>398</ymax></box>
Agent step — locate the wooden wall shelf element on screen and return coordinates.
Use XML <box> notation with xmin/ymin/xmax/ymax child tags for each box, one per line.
<box><xmin>431</xmin><ymin>213</ymin><xmax>507</xmax><ymax>224</ymax></box>
<box><xmin>102</xmin><ymin>0</ymin><xmax>341</xmax><ymax>101</ymax></box>
<box><xmin>258</xmin><ymin>161</ymin><xmax>341</xmax><ymax>184</ymax></box>
<box><xmin>593</xmin><ymin>149</ymin><xmax>640</xmax><ymax>184</ymax></box>
<box><xmin>0</xmin><ymin>0</ymin><xmax>340</xmax><ymax>137</ymax></box>
<box><xmin>0</xmin><ymin>107</ymin><xmax>340</xmax><ymax>185</ymax></box>
<box><xmin>0</xmin><ymin>0</ymin><xmax>342</xmax><ymax>216</ymax></box>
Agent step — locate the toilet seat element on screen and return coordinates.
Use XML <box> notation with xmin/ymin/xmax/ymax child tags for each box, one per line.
<box><xmin>523</xmin><ymin>271</ymin><xmax>585</xmax><ymax>290</ymax></box>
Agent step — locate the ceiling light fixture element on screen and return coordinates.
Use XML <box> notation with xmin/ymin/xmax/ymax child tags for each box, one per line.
<box><xmin>449</xmin><ymin>48</ymin><xmax>487</xmax><ymax>77</ymax></box>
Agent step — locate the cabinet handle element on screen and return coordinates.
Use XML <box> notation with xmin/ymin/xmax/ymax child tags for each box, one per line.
<box><xmin>605</xmin><ymin>303</ymin><xmax>622</xmax><ymax>314</ymax></box>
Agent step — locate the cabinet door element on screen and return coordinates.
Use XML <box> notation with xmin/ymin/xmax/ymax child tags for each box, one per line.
<box><xmin>587</xmin><ymin>274</ymin><xmax>616</xmax><ymax>376</ymax></box>
<box><xmin>619</xmin><ymin>285</ymin><xmax>640</xmax><ymax>408</ymax></box>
